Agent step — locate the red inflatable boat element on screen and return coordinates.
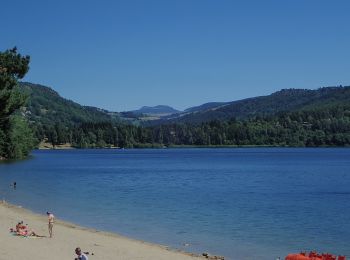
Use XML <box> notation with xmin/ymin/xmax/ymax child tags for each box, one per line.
<box><xmin>285</xmin><ymin>251</ymin><xmax>346</xmax><ymax>260</ymax></box>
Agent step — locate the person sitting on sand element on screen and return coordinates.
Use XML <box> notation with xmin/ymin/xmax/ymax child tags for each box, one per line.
<box><xmin>75</xmin><ymin>247</ymin><xmax>88</xmax><ymax>260</ymax></box>
<box><xmin>15</xmin><ymin>222</ymin><xmax>22</xmax><ymax>231</ymax></box>
<box><xmin>12</xmin><ymin>222</ymin><xmax>45</xmax><ymax>237</ymax></box>
<box><xmin>15</xmin><ymin>221</ymin><xmax>26</xmax><ymax>232</ymax></box>
<box><xmin>15</xmin><ymin>223</ymin><xmax>27</xmax><ymax>236</ymax></box>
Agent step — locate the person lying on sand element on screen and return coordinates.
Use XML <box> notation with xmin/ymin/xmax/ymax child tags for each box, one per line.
<box><xmin>14</xmin><ymin>228</ymin><xmax>45</xmax><ymax>237</ymax></box>
<box><xmin>20</xmin><ymin>228</ymin><xmax>45</xmax><ymax>237</ymax></box>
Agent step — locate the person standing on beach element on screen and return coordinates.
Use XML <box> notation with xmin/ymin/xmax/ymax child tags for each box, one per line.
<box><xmin>47</xmin><ymin>211</ymin><xmax>54</xmax><ymax>238</ymax></box>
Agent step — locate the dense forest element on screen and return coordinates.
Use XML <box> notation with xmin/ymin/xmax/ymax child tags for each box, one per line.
<box><xmin>37</xmin><ymin>104</ymin><xmax>350</xmax><ymax>148</ymax></box>
<box><xmin>0</xmin><ymin>48</ymin><xmax>34</xmax><ymax>159</ymax></box>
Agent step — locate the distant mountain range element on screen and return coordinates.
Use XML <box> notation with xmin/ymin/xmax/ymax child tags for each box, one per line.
<box><xmin>130</xmin><ymin>105</ymin><xmax>180</xmax><ymax>116</ymax></box>
<box><xmin>20</xmin><ymin>82</ymin><xmax>350</xmax><ymax>128</ymax></box>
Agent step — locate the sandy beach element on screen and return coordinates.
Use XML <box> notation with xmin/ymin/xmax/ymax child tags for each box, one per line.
<box><xmin>0</xmin><ymin>201</ymin><xmax>201</xmax><ymax>260</ymax></box>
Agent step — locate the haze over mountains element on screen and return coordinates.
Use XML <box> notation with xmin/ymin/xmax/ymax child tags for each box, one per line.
<box><xmin>20</xmin><ymin>82</ymin><xmax>350</xmax><ymax>128</ymax></box>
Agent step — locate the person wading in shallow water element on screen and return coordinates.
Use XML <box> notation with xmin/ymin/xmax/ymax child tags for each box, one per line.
<box><xmin>46</xmin><ymin>212</ymin><xmax>54</xmax><ymax>238</ymax></box>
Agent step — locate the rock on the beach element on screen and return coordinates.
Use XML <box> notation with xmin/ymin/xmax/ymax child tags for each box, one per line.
<box><xmin>202</xmin><ymin>252</ymin><xmax>224</xmax><ymax>260</ymax></box>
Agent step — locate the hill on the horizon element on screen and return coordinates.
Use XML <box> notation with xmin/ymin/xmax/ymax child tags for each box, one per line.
<box><xmin>148</xmin><ymin>85</ymin><xmax>350</xmax><ymax>125</ymax></box>
<box><xmin>20</xmin><ymin>82</ymin><xmax>121</xmax><ymax>128</ymax></box>
<box><xmin>130</xmin><ymin>105</ymin><xmax>180</xmax><ymax>116</ymax></box>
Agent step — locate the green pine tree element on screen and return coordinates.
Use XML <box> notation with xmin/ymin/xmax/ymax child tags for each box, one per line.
<box><xmin>0</xmin><ymin>47</ymin><xmax>34</xmax><ymax>159</ymax></box>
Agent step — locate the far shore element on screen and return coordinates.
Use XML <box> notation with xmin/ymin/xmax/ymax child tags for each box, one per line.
<box><xmin>0</xmin><ymin>200</ymin><xmax>205</xmax><ymax>260</ymax></box>
<box><xmin>37</xmin><ymin>141</ymin><xmax>323</xmax><ymax>150</ymax></box>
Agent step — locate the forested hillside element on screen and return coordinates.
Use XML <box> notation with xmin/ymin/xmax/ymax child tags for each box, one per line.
<box><xmin>153</xmin><ymin>86</ymin><xmax>350</xmax><ymax>125</ymax></box>
<box><xmin>20</xmin><ymin>82</ymin><xmax>121</xmax><ymax>144</ymax></box>
<box><xmin>22</xmin><ymin>82</ymin><xmax>119</xmax><ymax>125</ymax></box>
<box><xmin>21</xmin><ymin>82</ymin><xmax>350</xmax><ymax>148</ymax></box>
<box><xmin>184</xmin><ymin>102</ymin><xmax>228</xmax><ymax>113</ymax></box>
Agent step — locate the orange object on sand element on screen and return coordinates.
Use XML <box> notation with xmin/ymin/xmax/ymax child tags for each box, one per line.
<box><xmin>285</xmin><ymin>254</ymin><xmax>311</xmax><ymax>260</ymax></box>
<box><xmin>285</xmin><ymin>252</ymin><xmax>346</xmax><ymax>260</ymax></box>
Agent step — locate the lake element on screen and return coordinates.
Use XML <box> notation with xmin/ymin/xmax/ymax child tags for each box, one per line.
<box><xmin>0</xmin><ymin>148</ymin><xmax>349</xmax><ymax>259</ymax></box>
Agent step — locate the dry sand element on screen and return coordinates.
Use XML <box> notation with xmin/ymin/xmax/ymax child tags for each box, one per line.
<box><xmin>0</xmin><ymin>201</ymin><xmax>201</xmax><ymax>260</ymax></box>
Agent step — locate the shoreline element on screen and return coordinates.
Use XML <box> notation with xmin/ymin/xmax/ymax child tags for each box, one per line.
<box><xmin>35</xmin><ymin>144</ymin><xmax>350</xmax><ymax>150</ymax></box>
<box><xmin>37</xmin><ymin>142</ymin><xmax>279</xmax><ymax>150</ymax></box>
<box><xmin>0</xmin><ymin>200</ymin><xmax>205</xmax><ymax>260</ymax></box>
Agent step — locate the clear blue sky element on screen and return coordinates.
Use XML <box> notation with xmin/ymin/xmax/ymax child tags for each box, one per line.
<box><xmin>1</xmin><ymin>0</ymin><xmax>349</xmax><ymax>111</ymax></box>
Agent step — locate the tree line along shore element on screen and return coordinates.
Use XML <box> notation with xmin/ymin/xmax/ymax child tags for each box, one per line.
<box><xmin>35</xmin><ymin>107</ymin><xmax>350</xmax><ymax>149</ymax></box>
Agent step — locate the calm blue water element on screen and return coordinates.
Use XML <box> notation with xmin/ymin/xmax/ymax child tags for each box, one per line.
<box><xmin>0</xmin><ymin>148</ymin><xmax>349</xmax><ymax>259</ymax></box>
